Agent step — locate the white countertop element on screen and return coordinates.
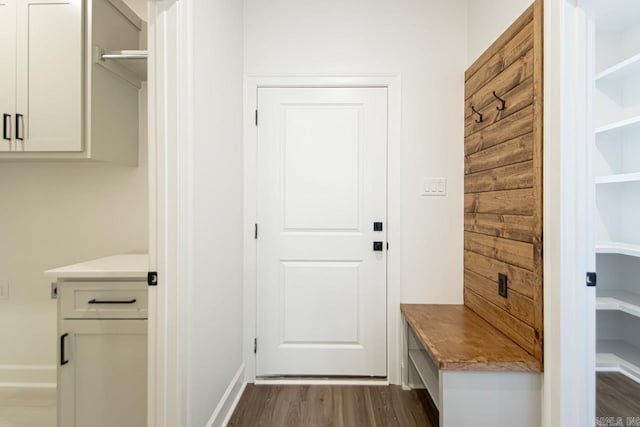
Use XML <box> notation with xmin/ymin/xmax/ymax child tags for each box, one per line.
<box><xmin>45</xmin><ymin>254</ymin><xmax>149</xmax><ymax>279</ymax></box>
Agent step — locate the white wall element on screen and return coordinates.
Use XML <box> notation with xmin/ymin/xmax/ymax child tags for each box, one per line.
<box><xmin>124</xmin><ymin>0</ymin><xmax>147</xmax><ymax>21</ymax></box>
<box><xmin>182</xmin><ymin>0</ymin><xmax>245</xmax><ymax>425</ymax></box>
<box><xmin>467</xmin><ymin>0</ymin><xmax>533</xmax><ymax>66</ymax></box>
<box><xmin>244</xmin><ymin>0</ymin><xmax>467</xmax><ymax>304</ymax></box>
<box><xmin>0</xmin><ymin>87</ymin><xmax>148</xmax><ymax>384</ymax></box>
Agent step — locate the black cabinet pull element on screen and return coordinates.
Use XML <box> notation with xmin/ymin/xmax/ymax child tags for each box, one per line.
<box><xmin>60</xmin><ymin>333</ymin><xmax>69</xmax><ymax>366</ymax></box>
<box><xmin>88</xmin><ymin>298</ymin><xmax>137</xmax><ymax>304</ymax></box>
<box><xmin>15</xmin><ymin>114</ymin><xmax>23</xmax><ymax>141</ymax></box>
<box><xmin>2</xmin><ymin>114</ymin><xmax>10</xmax><ymax>141</ymax></box>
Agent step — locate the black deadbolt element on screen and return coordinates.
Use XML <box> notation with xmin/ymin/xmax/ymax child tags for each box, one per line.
<box><xmin>373</xmin><ymin>241</ymin><xmax>384</xmax><ymax>251</ymax></box>
<box><xmin>373</xmin><ymin>222</ymin><xmax>383</xmax><ymax>232</ymax></box>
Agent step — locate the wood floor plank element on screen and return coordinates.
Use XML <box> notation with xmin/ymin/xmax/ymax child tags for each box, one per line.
<box><xmin>597</xmin><ymin>372</ymin><xmax>640</xmax><ymax>418</ymax></box>
<box><xmin>228</xmin><ymin>385</ymin><xmax>435</xmax><ymax>427</ymax></box>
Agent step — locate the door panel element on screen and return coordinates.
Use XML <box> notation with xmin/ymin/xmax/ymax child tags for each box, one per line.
<box><xmin>283</xmin><ymin>107</ymin><xmax>360</xmax><ymax>230</ymax></box>
<box><xmin>257</xmin><ymin>87</ymin><xmax>388</xmax><ymax>377</ymax></box>
<box><xmin>0</xmin><ymin>0</ymin><xmax>16</xmax><ymax>151</ymax></box>
<box><xmin>16</xmin><ymin>0</ymin><xmax>82</xmax><ymax>152</ymax></box>
<box><xmin>282</xmin><ymin>261</ymin><xmax>361</xmax><ymax>344</ymax></box>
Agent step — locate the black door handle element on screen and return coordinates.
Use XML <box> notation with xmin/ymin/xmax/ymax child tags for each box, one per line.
<box><xmin>88</xmin><ymin>298</ymin><xmax>137</xmax><ymax>304</ymax></box>
<box><xmin>2</xmin><ymin>114</ymin><xmax>10</xmax><ymax>141</ymax></box>
<box><xmin>15</xmin><ymin>114</ymin><xmax>23</xmax><ymax>141</ymax></box>
<box><xmin>60</xmin><ymin>333</ymin><xmax>69</xmax><ymax>366</ymax></box>
<box><xmin>373</xmin><ymin>241</ymin><xmax>384</xmax><ymax>251</ymax></box>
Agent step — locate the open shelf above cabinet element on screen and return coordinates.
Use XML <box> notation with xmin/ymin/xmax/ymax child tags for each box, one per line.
<box><xmin>100</xmin><ymin>49</ymin><xmax>148</xmax><ymax>60</ymax></box>
<box><xmin>94</xmin><ymin>47</ymin><xmax>147</xmax><ymax>87</ymax></box>
<box><xmin>596</xmin><ymin>115</ymin><xmax>640</xmax><ymax>136</ymax></box>
<box><xmin>595</xmin><ymin>172</ymin><xmax>640</xmax><ymax>184</ymax></box>
<box><xmin>596</xmin><ymin>52</ymin><xmax>640</xmax><ymax>84</ymax></box>
<box><xmin>597</xmin><ymin>339</ymin><xmax>640</xmax><ymax>382</ymax></box>
<box><xmin>596</xmin><ymin>242</ymin><xmax>640</xmax><ymax>258</ymax></box>
<box><xmin>597</xmin><ymin>290</ymin><xmax>640</xmax><ymax>318</ymax></box>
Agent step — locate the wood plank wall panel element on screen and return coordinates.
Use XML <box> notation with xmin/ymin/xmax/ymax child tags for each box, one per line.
<box><xmin>463</xmin><ymin>0</ymin><xmax>543</xmax><ymax>365</ymax></box>
<box><xmin>465</xmin><ymin>189</ymin><xmax>534</xmax><ymax>216</ymax></box>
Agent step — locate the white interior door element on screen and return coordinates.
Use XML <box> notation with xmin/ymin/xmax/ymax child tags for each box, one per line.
<box><xmin>15</xmin><ymin>0</ymin><xmax>82</xmax><ymax>152</ymax></box>
<box><xmin>256</xmin><ymin>87</ymin><xmax>388</xmax><ymax>377</ymax></box>
<box><xmin>0</xmin><ymin>0</ymin><xmax>16</xmax><ymax>151</ymax></box>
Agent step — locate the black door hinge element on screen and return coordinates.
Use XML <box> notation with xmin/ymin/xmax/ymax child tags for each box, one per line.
<box><xmin>255</xmin><ymin>110</ymin><xmax>258</xmax><ymax>126</ymax></box>
<box><xmin>586</xmin><ymin>272</ymin><xmax>597</xmax><ymax>287</ymax></box>
<box><xmin>254</xmin><ymin>338</ymin><xmax>257</xmax><ymax>354</ymax></box>
<box><xmin>148</xmin><ymin>271</ymin><xmax>158</xmax><ymax>287</ymax></box>
<box><xmin>255</xmin><ymin>223</ymin><xmax>258</xmax><ymax>239</ymax></box>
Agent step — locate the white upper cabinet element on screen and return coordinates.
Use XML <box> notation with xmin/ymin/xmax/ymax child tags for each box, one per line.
<box><xmin>0</xmin><ymin>0</ymin><xmax>145</xmax><ymax>165</ymax></box>
<box><xmin>16</xmin><ymin>0</ymin><xmax>83</xmax><ymax>152</ymax></box>
<box><xmin>0</xmin><ymin>0</ymin><xmax>16</xmax><ymax>152</ymax></box>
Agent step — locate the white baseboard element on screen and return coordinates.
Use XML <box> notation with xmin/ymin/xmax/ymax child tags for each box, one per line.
<box><xmin>0</xmin><ymin>365</ymin><xmax>56</xmax><ymax>388</ymax></box>
<box><xmin>205</xmin><ymin>364</ymin><xmax>247</xmax><ymax>427</ymax></box>
<box><xmin>254</xmin><ymin>378</ymin><xmax>389</xmax><ymax>386</ymax></box>
<box><xmin>596</xmin><ymin>353</ymin><xmax>640</xmax><ymax>384</ymax></box>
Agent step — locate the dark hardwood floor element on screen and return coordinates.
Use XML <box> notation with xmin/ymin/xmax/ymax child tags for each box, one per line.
<box><xmin>597</xmin><ymin>373</ymin><xmax>640</xmax><ymax>419</ymax></box>
<box><xmin>227</xmin><ymin>385</ymin><xmax>435</xmax><ymax>427</ymax></box>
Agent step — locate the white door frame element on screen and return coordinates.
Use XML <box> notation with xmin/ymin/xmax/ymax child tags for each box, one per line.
<box><xmin>243</xmin><ymin>76</ymin><xmax>402</xmax><ymax>385</ymax></box>
<box><xmin>148</xmin><ymin>1</ymin><xmax>596</xmax><ymax>422</ymax></box>
<box><xmin>147</xmin><ymin>0</ymin><xmax>186</xmax><ymax>426</ymax></box>
<box><xmin>543</xmin><ymin>0</ymin><xmax>596</xmax><ymax>425</ymax></box>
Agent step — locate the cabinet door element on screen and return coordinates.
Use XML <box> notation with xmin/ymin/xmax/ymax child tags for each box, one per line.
<box><xmin>59</xmin><ymin>319</ymin><xmax>147</xmax><ymax>427</ymax></box>
<box><xmin>0</xmin><ymin>0</ymin><xmax>16</xmax><ymax>152</ymax></box>
<box><xmin>15</xmin><ymin>0</ymin><xmax>82</xmax><ymax>152</ymax></box>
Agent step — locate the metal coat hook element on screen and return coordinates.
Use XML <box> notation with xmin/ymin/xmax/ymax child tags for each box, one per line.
<box><xmin>493</xmin><ymin>91</ymin><xmax>506</xmax><ymax>111</ymax></box>
<box><xmin>471</xmin><ymin>105</ymin><xmax>483</xmax><ymax>123</ymax></box>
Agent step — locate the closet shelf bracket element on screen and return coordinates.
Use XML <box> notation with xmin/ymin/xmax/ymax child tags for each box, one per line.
<box><xmin>93</xmin><ymin>46</ymin><xmax>147</xmax><ymax>88</ymax></box>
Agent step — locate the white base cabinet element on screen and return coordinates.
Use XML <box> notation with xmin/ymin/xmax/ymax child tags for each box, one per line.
<box><xmin>59</xmin><ymin>319</ymin><xmax>147</xmax><ymax>427</ymax></box>
<box><xmin>56</xmin><ymin>279</ymin><xmax>147</xmax><ymax>427</ymax></box>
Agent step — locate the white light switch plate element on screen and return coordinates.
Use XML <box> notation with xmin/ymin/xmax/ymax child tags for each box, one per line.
<box><xmin>422</xmin><ymin>177</ymin><xmax>446</xmax><ymax>196</ymax></box>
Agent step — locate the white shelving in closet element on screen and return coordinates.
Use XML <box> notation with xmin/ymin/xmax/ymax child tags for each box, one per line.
<box><xmin>594</xmin><ymin>0</ymin><xmax>640</xmax><ymax>382</ymax></box>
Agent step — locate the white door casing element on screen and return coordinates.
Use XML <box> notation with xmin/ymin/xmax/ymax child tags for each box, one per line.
<box><xmin>256</xmin><ymin>87</ymin><xmax>388</xmax><ymax>377</ymax></box>
<box><xmin>0</xmin><ymin>0</ymin><xmax>16</xmax><ymax>151</ymax></box>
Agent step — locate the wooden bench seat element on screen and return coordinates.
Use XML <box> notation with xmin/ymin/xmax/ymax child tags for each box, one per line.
<box><xmin>401</xmin><ymin>304</ymin><xmax>542</xmax><ymax>372</ymax></box>
<box><xmin>401</xmin><ymin>304</ymin><xmax>542</xmax><ymax>427</ymax></box>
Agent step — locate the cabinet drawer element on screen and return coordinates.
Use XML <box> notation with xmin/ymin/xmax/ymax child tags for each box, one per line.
<box><xmin>60</xmin><ymin>282</ymin><xmax>147</xmax><ymax>319</ymax></box>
